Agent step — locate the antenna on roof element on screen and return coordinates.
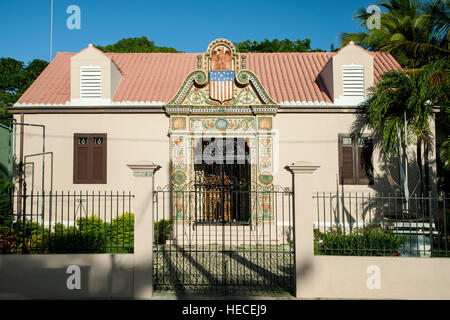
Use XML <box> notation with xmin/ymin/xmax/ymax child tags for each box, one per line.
<box><xmin>50</xmin><ymin>0</ymin><xmax>53</xmax><ymax>61</ymax></box>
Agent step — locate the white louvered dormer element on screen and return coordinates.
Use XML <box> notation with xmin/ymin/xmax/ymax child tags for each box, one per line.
<box><xmin>324</xmin><ymin>42</ymin><xmax>373</xmax><ymax>106</ymax></box>
<box><xmin>342</xmin><ymin>65</ymin><xmax>364</xmax><ymax>97</ymax></box>
<box><xmin>70</xmin><ymin>44</ymin><xmax>122</xmax><ymax>105</ymax></box>
<box><xmin>80</xmin><ymin>66</ymin><xmax>102</xmax><ymax>99</ymax></box>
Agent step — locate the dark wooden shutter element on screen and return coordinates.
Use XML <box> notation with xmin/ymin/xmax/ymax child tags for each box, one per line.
<box><xmin>74</xmin><ymin>135</ymin><xmax>90</xmax><ymax>184</ymax></box>
<box><xmin>356</xmin><ymin>138</ymin><xmax>373</xmax><ymax>185</ymax></box>
<box><xmin>339</xmin><ymin>134</ymin><xmax>374</xmax><ymax>185</ymax></box>
<box><xmin>74</xmin><ymin>134</ymin><xmax>107</xmax><ymax>184</ymax></box>
<box><xmin>339</xmin><ymin>135</ymin><xmax>355</xmax><ymax>184</ymax></box>
<box><xmin>90</xmin><ymin>135</ymin><xmax>107</xmax><ymax>184</ymax></box>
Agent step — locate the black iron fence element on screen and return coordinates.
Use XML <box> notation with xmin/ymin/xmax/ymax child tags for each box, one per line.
<box><xmin>313</xmin><ymin>192</ymin><xmax>449</xmax><ymax>257</ymax></box>
<box><xmin>153</xmin><ymin>186</ymin><xmax>295</xmax><ymax>296</ymax></box>
<box><xmin>0</xmin><ymin>190</ymin><xmax>134</xmax><ymax>254</ymax></box>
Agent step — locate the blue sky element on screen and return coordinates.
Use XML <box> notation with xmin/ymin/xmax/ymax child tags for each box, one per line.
<box><xmin>0</xmin><ymin>0</ymin><xmax>374</xmax><ymax>63</ymax></box>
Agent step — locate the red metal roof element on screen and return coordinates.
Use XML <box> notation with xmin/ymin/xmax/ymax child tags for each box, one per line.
<box><xmin>15</xmin><ymin>50</ymin><xmax>402</xmax><ymax>105</ymax></box>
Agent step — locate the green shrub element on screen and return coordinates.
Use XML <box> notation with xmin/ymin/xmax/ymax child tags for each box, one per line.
<box><xmin>1</xmin><ymin>221</ymin><xmax>47</xmax><ymax>253</ymax></box>
<box><xmin>0</xmin><ymin>226</ymin><xmax>17</xmax><ymax>253</ymax></box>
<box><xmin>47</xmin><ymin>230</ymin><xmax>107</xmax><ymax>253</ymax></box>
<box><xmin>12</xmin><ymin>221</ymin><xmax>43</xmax><ymax>244</ymax></box>
<box><xmin>0</xmin><ymin>178</ymin><xmax>13</xmax><ymax>227</ymax></box>
<box><xmin>314</xmin><ymin>226</ymin><xmax>404</xmax><ymax>256</ymax></box>
<box><xmin>1</xmin><ymin>212</ymin><xmax>137</xmax><ymax>254</ymax></box>
<box><xmin>154</xmin><ymin>219</ymin><xmax>173</xmax><ymax>245</ymax></box>
<box><xmin>76</xmin><ymin>216</ymin><xmax>105</xmax><ymax>232</ymax></box>
<box><xmin>110</xmin><ymin>212</ymin><xmax>134</xmax><ymax>253</ymax></box>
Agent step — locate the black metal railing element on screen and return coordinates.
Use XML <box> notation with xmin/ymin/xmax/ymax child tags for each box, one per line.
<box><xmin>153</xmin><ymin>185</ymin><xmax>295</xmax><ymax>296</ymax></box>
<box><xmin>0</xmin><ymin>190</ymin><xmax>134</xmax><ymax>254</ymax></box>
<box><xmin>313</xmin><ymin>191</ymin><xmax>449</xmax><ymax>257</ymax></box>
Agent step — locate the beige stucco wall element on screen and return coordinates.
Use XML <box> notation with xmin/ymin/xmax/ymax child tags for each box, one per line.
<box><xmin>15</xmin><ymin>111</ymin><xmax>436</xmax><ymax>196</ymax></box>
<box><xmin>15</xmin><ymin>113</ymin><xmax>170</xmax><ymax>193</ymax></box>
<box><xmin>273</xmin><ymin>112</ymin><xmax>433</xmax><ymax>194</ymax></box>
<box><xmin>306</xmin><ymin>256</ymin><xmax>450</xmax><ymax>299</ymax></box>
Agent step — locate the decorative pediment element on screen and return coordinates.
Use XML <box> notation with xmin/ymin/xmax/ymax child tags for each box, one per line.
<box><xmin>166</xmin><ymin>39</ymin><xmax>277</xmax><ymax>112</ymax></box>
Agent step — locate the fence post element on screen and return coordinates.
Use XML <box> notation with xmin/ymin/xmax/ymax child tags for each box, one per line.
<box><xmin>127</xmin><ymin>161</ymin><xmax>161</xmax><ymax>299</ymax></box>
<box><xmin>285</xmin><ymin>161</ymin><xmax>319</xmax><ymax>299</ymax></box>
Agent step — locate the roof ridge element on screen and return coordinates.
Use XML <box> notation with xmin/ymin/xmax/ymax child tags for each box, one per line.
<box><xmin>56</xmin><ymin>51</ymin><xmax>340</xmax><ymax>55</ymax></box>
<box><xmin>244</xmin><ymin>52</ymin><xmax>336</xmax><ymax>55</ymax></box>
<box><xmin>106</xmin><ymin>52</ymin><xmax>200</xmax><ymax>55</ymax></box>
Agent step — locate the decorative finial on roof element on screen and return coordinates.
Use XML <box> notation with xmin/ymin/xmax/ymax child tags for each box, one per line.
<box><xmin>349</xmin><ymin>41</ymin><xmax>355</xmax><ymax>45</ymax></box>
<box><xmin>88</xmin><ymin>43</ymin><xmax>93</xmax><ymax>48</ymax></box>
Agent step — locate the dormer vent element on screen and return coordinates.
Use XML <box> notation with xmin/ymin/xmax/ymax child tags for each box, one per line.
<box><xmin>80</xmin><ymin>66</ymin><xmax>102</xmax><ymax>99</ymax></box>
<box><xmin>342</xmin><ymin>65</ymin><xmax>364</xmax><ymax>97</ymax></box>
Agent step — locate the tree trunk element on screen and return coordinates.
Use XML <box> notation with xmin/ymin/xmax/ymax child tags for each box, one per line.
<box><xmin>417</xmin><ymin>139</ymin><xmax>424</xmax><ymax>196</ymax></box>
<box><xmin>424</xmin><ymin>139</ymin><xmax>430</xmax><ymax>195</ymax></box>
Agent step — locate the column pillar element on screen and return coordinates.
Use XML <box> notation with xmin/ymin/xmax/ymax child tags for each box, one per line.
<box><xmin>285</xmin><ymin>161</ymin><xmax>319</xmax><ymax>298</ymax></box>
<box><xmin>127</xmin><ymin>161</ymin><xmax>161</xmax><ymax>299</ymax></box>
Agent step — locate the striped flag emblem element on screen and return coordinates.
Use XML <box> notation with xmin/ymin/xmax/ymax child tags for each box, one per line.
<box><xmin>209</xmin><ymin>71</ymin><xmax>234</xmax><ymax>102</ymax></box>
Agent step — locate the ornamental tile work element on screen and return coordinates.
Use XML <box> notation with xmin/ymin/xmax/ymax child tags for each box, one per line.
<box><xmin>171</xmin><ymin>170</ymin><xmax>187</xmax><ymax>186</ymax></box>
<box><xmin>258</xmin><ymin>136</ymin><xmax>273</xmax><ymax>173</ymax></box>
<box><xmin>168</xmin><ymin>40</ymin><xmax>279</xmax><ymax>222</ymax></box>
<box><xmin>189</xmin><ymin>117</ymin><xmax>255</xmax><ymax>132</ymax></box>
<box><xmin>258</xmin><ymin>117</ymin><xmax>272</xmax><ymax>130</ymax></box>
<box><xmin>258</xmin><ymin>172</ymin><xmax>273</xmax><ymax>186</ymax></box>
<box><xmin>172</xmin><ymin>117</ymin><xmax>186</xmax><ymax>130</ymax></box>
<box><xmin>171</xmin><ymin>135</ymin><xmax>187</xmax><ymax>169</ymax></box>
<box><xmin>180</xmin><ymin>85</ymin><xmax>263</xmax><ymax>106</ymax></box>
<box><xmin>170</xmin><ymin>134</ymin><xmax>189</xmax><ymax>218</ymax></box>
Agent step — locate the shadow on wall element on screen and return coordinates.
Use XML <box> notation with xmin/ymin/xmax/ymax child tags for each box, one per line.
<box><xmin>350</xmin><ymin>103</ymin><xmax>435</xmax><ymax>197</ymax></box>
<box><xmin>325</xmin><ymin>150</ymin><xmax>432</xmax><ymax>230</ymax></box>
<box><xmin>326</xmin><ymin>104</ymin><xmax>438</xmax><ymax>224</ymax></box>
<box><xmin>0</xmin><ymin>254</ymin><xmax>133</xmax><ymax>299</ymax></box>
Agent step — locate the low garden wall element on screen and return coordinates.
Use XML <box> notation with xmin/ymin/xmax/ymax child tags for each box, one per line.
<box><xmin>308</xmin><ymin>256</ymin><xmax>450</xmax><ymax>300</ymax></box>
<box><xmin>0</xmin><ymin>254</ymin><xmax>134</xmax><ymax>299</ymax></box>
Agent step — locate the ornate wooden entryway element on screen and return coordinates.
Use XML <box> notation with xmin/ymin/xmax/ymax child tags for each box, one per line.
<box><xmin>193</xmin><ymin>137</ymin><xmax>251</xmax><ymax>224</ymax></box>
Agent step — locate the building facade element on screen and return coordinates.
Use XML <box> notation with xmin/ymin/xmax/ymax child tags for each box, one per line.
<box><xmin>10</xmin><ymin>38</ymin><xmax>434</xmax><ymax>205</ymax></box>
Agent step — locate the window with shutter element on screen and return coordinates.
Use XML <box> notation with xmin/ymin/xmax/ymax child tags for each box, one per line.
<box><xmin>80</xmin><ymin>66</ymin><xmax>102</xmax><ymax>99</ymax></box>
<box><xmin>338</xmin><ymin>134</ymin><xmax>373</xmax><ymax>185</ymax></box>
<box><xmin>339</xmin><ymin>136</ymin><xmax>355</xmax><ymax>184</ymax></box>
<box><xmin>73</xmin><ymin>134</ymin><xmax>107</xmax><ymax>184</ymax></box>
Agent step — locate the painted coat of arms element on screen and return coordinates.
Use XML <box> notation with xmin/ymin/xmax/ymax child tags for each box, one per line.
<box><xmin>209</xmin><ymin>46</ymin><xmax>234</xmax><ymax>103</ymax></box>
<box><xmin>209</xmin><ymin>71</ymin><xmax>234</xmax><ymax>103</ymax></box>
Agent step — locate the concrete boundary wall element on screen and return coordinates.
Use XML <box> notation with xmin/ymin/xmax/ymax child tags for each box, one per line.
<box><xmin>309</xmin><ymin>256</ymin><xmax>450</xmax><ymax>300</ymax></box>
<box><xmin>0</xmin><ymin>254</ymin><xmax>134</xmax><ymax>299</ymax></box>
<box><xmin>1</xmin><ymin>253</ymin><xmax>449</xmax><ymax>299</ymax></box>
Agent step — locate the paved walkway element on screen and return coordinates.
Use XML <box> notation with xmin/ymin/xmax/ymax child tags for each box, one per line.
<box><xmin>153</xmin><ymin>244</ymin><xmax>295</xmax><ymax>297</ymax></box>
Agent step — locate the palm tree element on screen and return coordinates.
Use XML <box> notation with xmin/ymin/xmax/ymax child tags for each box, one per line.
<box><xmin>342</xmin><ymin>0</ymin><xmax>449</xmax><ymax>69</ymax></box>
<box><xmin>352</xmin><ymin>59</ymin><xmax>449</xmax><ymax>196</ymax></box>
<box><xmin>345</xmin><ymin>0</ymin><xmax>449</xmax><ymax>193</ymax></box>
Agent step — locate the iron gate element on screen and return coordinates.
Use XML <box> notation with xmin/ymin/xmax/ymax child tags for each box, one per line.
<box><xmin>153</xmin><ymin>182</ymin><xmax>295</xmax><ymax>296</ymax></box>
